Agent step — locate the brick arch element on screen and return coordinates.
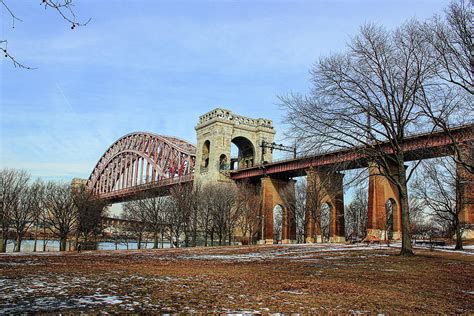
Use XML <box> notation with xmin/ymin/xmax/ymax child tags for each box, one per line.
<box><xmin>367</xmin><ymin>163</ymin><xmax>402</xmax><ymax>240</ymax></box>
<box><xmin>260</xmin><ymin>177</ymin><xmax>296</xmax><ymax>244</ymax></box>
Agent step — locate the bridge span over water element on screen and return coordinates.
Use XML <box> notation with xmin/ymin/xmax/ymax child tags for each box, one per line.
<box><xmin>85</xmin><ymin>108</ymin><xmax>474</xmax><ymax>244</ymax></box>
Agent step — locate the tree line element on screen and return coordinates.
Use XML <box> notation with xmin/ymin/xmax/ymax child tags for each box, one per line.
<box><xmin>1</xmin><ymin>153</ymin><xmax>468</xmax><ymax>252</ymax></box>
<box><xmin>0</xmin><ymin>169</ymin><xmax>107</xmax><ymax>252</ymax></box>
<box><xmin>281</xmin><ymin>0</ymin><xmax>472</xmax><ymax>255</ymax></box>
<box><xmin>0</xmin><ymin>170</ymin><xmax>267</xmax><ymax>252</ymax></box>
<box><xmin>120</xmin><ymin>181</ymin><xmax>263</xmax><ymax>248</ymax></box>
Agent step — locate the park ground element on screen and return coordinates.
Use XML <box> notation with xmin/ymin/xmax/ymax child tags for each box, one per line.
<box><xmin>0</xmin><ymin>243</ymin><xmax>473</xmax><ymax>314</ymax></box>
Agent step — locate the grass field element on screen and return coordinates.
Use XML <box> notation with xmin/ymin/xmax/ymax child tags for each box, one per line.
<box><xmin>1</xmin><ymin>243</ymin><xmax>473</xmax><ymax>313</ymax></box>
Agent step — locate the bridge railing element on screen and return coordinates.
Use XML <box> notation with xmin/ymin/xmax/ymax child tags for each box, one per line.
<box><xmin>98</xmin><ymin>173</ymin><xmax>194</xmax><ymax>200</ymax></box>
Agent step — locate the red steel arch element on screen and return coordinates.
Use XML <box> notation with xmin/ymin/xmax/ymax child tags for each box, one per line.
<box><xmin>88</xmin><ymin>132</ymin><xmax>196</xmax><ymax>197</ymax></box>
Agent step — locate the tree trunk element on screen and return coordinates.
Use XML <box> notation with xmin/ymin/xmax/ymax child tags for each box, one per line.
<box><xmin>33</xmin><ymin>222</ymin><xmax>38</xmax><ymax>252</ymax></box>
<box><xmin>184</xmin><ymin>231</ymin><xmax>189</xmax><ymax>247</ymax></box>
<box><xmin>42</xmin><ymin>225</ymin><xmax>47</xmax><ymax>252</ymax></box>
<box><xmin>60</xmin><ymin>237</ymin><xmax>67</xmax><ymax>251</ymax></box>
<box><xmin>398</xmin><ymin>163</ymin><xmax>414</xmax><ymax>256</ymax></box>
<box><xmin>0</xmin><ymin>236</ymin><xmax>6</xmax><ymax>253</ymax></box>
<box><xmin>76</xmin><ymin>234</ymin><xmax>80</xmax><ymax>252</ymax></box>
<box><xmin>174</xmin><ymin>232</ymin><xmax>180</xmax><ymax>248</ymax></box>
<box><xmin>137</xmin><ymin>234</ymin><xmax>142</xmax><ymax>250</ymax></box>
<box><xmin>454</xmin><ymin>227</ymin><xmax>463</xmax><ymax>250</ymax></box>
<box><xmin>153</xmin><ymin>232</ymin><xmax>158</xmax><ymax>249</ymax></box>
<box><xmin>192</xmin><ymin>221</ymin><xmax>197</xmax><ymax>247</ymax></box>
<box><xmin>15</xmin><ymin>234</ymin><xmax>22</xmax><ymax>252</ymax></box>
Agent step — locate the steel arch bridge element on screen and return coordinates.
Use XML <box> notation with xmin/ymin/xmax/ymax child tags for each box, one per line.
<box><xmin>87</xmin><ymin>132</ymin><xmax>196</xmax><ymax>202</ymax></box>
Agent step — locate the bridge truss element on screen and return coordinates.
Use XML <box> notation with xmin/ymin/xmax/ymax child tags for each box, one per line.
<box><xmin>88</xmin><ymin>132</ymin><xmax>196</xmax><ymax>201</ymax></box>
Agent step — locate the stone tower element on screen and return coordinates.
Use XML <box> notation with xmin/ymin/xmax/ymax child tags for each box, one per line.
<box><xmin>194</xmin><ymin>108</ymin><xmax>276</xmax><ymax>185</ymax></box>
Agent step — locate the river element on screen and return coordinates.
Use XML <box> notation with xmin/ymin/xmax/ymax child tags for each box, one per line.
<box><xmin>4</xmin><ymin>239</ymin><xmax>172</xmax><ymax>252</ymax></box>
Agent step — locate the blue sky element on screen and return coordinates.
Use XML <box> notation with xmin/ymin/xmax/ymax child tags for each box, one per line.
<box><xmin>1</xmin><ymin>0</ymin><xmax>448</xmax><ymax>182</ymax></box>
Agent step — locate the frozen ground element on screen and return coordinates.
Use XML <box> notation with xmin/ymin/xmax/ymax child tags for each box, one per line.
<box><xmin>0</xmin><ymin>243</ymin><xmax>473</xmax><ymax>313</ymax></box>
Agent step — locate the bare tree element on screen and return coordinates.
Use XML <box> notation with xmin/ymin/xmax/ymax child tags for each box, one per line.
<box><xmin>235</xmin><ymin>182</ymin><xmax>261</xmax><ymax>245</ymax></box>
<box><xmin>130</xmin><ymin>193</ymin><xmax>170</xmax><ymax>249</ymax></box>
<box><xmin>122</xmin><ymin>200</ymin><xmax>148</xmax><ymax>249</ymax></box>
<box><xmin>408</xmin><ymin>195</ymin><xmax>426</xmax><ymax>241</ymax></box>
<box><xmin>418</xmin><ymin>0</ymin><xmax>473</xmax><ymax>173</ymax></box>
<box><xmin>43</xmin><ymin>182</ymin><xmax>77</xmax><ymax>251</ymax></box>
<box><xmin>412</xmin><ymin>158</ymin><xmax>466</xmax><ymax>250</ymax></box>
<box><xmin>423</xmin><ymin>0</ymin><xmax>472</xmax><ymax>95</ymax></box>
<box><xmin>30</xmin><ymin>180</ymin><xmax>46</xmax><ymax>252</ymax></box>
<box><xmin>293</xmin><ymin>180</ymin><xmax>308</xmax><ymax>243</ymax></box>
<box><xmin>198</xmin><ymin>188</ymin><xmax>215</xmax><ymax>246</ymax></box>
<box><xmin>304</xmin><ymin>171</ymin><xmax>331</xmax><ymax>243</ymax></box>
<box><xmin>204</xmin><ymin>183</ymin><xmax>237</xmax><ymax>246</ymax></box>
<box><xmin>281</xmin><ymin>20</ymin><xmax>441</xmax><ymax>255</ymax></box>
<box><xmin>1</xmin><ymin>0</ymin><xmax>90</xmax><ymax>69</ymax></box>
<box><xmin>0</xmin><ymin>169</ymin><xmax>30</xmax><ymax>252</ymax></box>
<box><xmin>345</xmin><ymin>187</ymin><xmax>368</xmax><ymax>242</ymax></box>
<box><xmin>11</xmin><ymin>179</ymin><xmax>44</xmax><ymax>252</ymax></box>
<box><xmin>168</xmin><ymin>183</ymin><xmax>200</xmax><ymax>247</ymax></box>
<box><xmin>73</xmin><ymin>185</ymin><xmax>108</xmax><ymax>249</ymax></box>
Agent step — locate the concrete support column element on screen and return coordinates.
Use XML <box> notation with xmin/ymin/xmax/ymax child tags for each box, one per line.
<box><xmin>259</xmin><ymin>177</ymin><xmax>296</xmax><ymax>245</ymax></box>
<box><xmin>457</xmin><ymin>142</ymin><xmax>474</xmax><ymax>239</ymax></box>
<box><xmin>305</xmin><ymin>169</ymin><xmax>345</xmax><ymax>243</ymax></box>
<box><xmin>367</xmin><ymin>162</ymin><xmax>402</xmax><ymax>240</ymax></box>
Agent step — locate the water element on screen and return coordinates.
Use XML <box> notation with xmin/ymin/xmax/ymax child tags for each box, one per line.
<box><xmin>4</xmin><ymin>239</ymin><xmax>171</xmax><ymax>253</ymax></box>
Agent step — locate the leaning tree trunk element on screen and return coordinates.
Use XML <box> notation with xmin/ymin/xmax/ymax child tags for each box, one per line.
<box><xmin>398</xmin><ymin>162</ymin><xmax>414</xmax><ymax>256</ymax></box>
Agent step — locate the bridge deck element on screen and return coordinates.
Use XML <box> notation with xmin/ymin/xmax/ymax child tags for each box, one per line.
<box><xmin>230</xmin><ymin>124</ymin><xmax>474</xmax><ymax>180</ymax></box>
<box><xmin>96</xmin><ymin>125</ymin><xmax>473</xmax><ymax>201</ymax></box>
<box><xmin>98</xmin><ymin>174</ymin><xmax>194</xmax><ymax>203</ymax></box>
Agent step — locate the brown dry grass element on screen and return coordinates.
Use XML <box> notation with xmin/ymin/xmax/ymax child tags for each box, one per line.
<box><xmin>0</xmin><ymin>244</ymin><xmax>473</xmax><ymax>313</ymax></box>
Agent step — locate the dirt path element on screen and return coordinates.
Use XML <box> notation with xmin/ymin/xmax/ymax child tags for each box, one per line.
<box><xmin>1</xmin><ymin>243</ymin><xmax>473</xmax><ymax>313</ymax></box>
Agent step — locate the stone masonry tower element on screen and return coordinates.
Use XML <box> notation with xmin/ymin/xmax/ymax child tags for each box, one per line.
<box><xmin>195</xmin><ymin>108</ymin><xmax>276</xmax><ymax>185</ymax></box>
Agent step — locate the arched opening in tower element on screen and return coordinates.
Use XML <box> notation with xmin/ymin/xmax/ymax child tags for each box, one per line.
<box><xmin>230</xmin><ymin>136</ymin><xmax>255</xmax><ymax>170</ymax></box>
<box><xmin>219</xmin><ymin>154</ymin><xmax>228</xmax><ymax>170</ymax></box>
<box><xmin>201</xmin><ymin>140</ymin><xmax>210</xmax><ymax>170</ymax></box>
